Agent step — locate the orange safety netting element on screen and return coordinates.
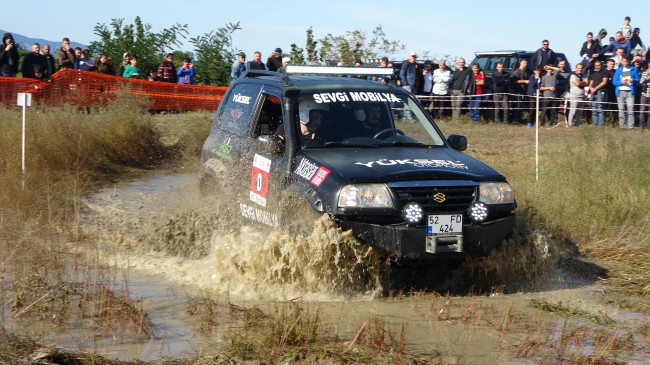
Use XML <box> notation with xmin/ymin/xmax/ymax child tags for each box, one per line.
<box><xmin>0</xmin><ymin>69</ymin><xmax>227</xmax><ymax>111</ymax></box>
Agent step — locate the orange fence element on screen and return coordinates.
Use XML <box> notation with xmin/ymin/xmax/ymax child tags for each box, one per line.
<box><xmin>0</xmin><ymin>69</ymin><xmax>227</xmax><ymax>111</ymax></box>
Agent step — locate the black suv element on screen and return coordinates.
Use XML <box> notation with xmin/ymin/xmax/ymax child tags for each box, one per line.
<box><xmin>469</xmin><ymin>50</ymin><xmax>572</xmax><ymax>92</ymax></box>
<box><xmin>200</xmin><ymin>66</ymin><xmax>516</xmax><ymax>261</ymax></box>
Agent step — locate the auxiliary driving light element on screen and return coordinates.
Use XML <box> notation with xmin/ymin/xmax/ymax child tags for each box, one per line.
<box><xmin>403</xmin><ymin>202</ymin><xmax>424</xmax><ymax>224</ymax></box>
<box><xmin>469</xmin><ymin>202</ymin><xmax>488</xmax><ymax>222</ymax></box>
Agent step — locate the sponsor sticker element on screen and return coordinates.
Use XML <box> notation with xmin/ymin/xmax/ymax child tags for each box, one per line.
<box><xmin>250</xmin><ymin>154</ymin><xmax>271</xmax><ymax>207</ymax></box>
<box><xmin>216</xmin><ymin>138</ymin><xmax>232</xmax><ymax>160</ymax></box>
<box><xmin>312</xmin><ymin>92</ymin><xmax>401</xmax><ymax>104</ymax></box>
<box><xmin>355</xmin><ymin>159</ymin><xmax>468</xmax><ymax>170</ymax></box>
<box><xmin>310</xmin><ymin>167</ymin><xmax>330</xmax><ymax>187</ymax></box>
<box><xmin>233</xmin><ymin>93</ymin><xmax>251</xmax><ymax>104</ymax></box>
<box><xmin>239</xmin><ymin>203</ymin><xmax>279</xmax><ymax>228</ymax></box>
<box><xmin>294</xmin><ymin>157</ymin><xmax>319</xmax><ymax>180</ymax></box>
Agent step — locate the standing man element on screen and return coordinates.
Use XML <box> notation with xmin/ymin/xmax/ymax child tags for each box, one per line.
<box><xmin>432</xmin><ymin>60</ymin><xmax>452</xmax><ymax>118</ymax></box>
<box><xmin>231</xmin><ymin>52</ymin><xmax>246</xmax><ymax>81</ymax></box>
<box><xmin>41</xmin><ymin>44</ymin><xmax>55</xmax><ymax>79</ymax></box>
<box><xmin>21</xmin><ymin>43</ymin><xmax>46</xmax><ymax>79</ymax></box>
<box><xmin>530</xmin><ymin>40</ymin><xmax>557</xmax><ymax>70</ymax></box>
<box><xmin>266</xmin><ymin>48</ymin><xmax>283</xmax><ymax>72</ymax></box>
<box><xmin>449</xmin><ymin>58</ymin><xmax>472</xmax><ymax>119</ymax></box>
<box><xmin>638</xmin><ymin>61</ymin><xmax>650</xmax><ymax>129</ymax></box>
<box><xmin>399</xmin><ymin>51</ymin><xmax>420</xmax><ymax>94</ymax></box>
<box><xmin>0</xmin><ymin>33</ymin><xmax>19</xmax><ymax>77</ymax></box>
<box><xmin>567</xmin><ymin>64</ymin><xmax>588</xmax><ymax>127</ymax></box>
<box><xmin>248</xmin><ymin>51</ymin><xmax>266</xmax><ymax>70</ymax></box>
<box><xmin>420</xmin><ymin>60</ymin><xmax>434</xmax><ymax>110</ymax></box>
<box><xmin>510</xmin><ymin>59</ymin><xmax>530</xmax><ymax>124</ymax></box>
<box><xmin>612</xmin><ymin>55</ymin><xmax>640</xmax><ymax>129</ymax></box>
<box><xmin>540</xmin><ymin>66</ymin><xmax>558</xmax><ymax>127</ymax></box>
<box><xmin>589</xmin><ymin>60</ymin><xmax>609</xmax><ymax>126</ymax></box>
<box><xmin>56</xmin><ymin>38</ymin><xmax>76</xmax><ymax>70</ymax></box>
<box><xmin>492</xmin><ymin>62</ymin><xmax>510</xmax><ymax>123</ymax></box>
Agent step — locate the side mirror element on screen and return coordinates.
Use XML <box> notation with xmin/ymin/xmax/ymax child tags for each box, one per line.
<box><xmin>255</xmin><ymin>134</ymin><xmax>285</xmax><ymax>155</ymax></box>
<box><xmin>447</xmin><ymin>134</ymin><xmax>467</xmax><ymax>152</ymax></box>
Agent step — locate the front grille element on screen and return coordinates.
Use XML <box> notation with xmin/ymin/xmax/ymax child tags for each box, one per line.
<box><xmin>391</xmin><ymin>185</ymin><xmax>476</xmax><ymax>216</ymax></box>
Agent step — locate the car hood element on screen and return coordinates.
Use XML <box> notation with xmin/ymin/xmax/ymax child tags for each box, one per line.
<box><xmin>300</xmin><ymin>147</ymin><xmax>505</xmax><ymax>184</ymax></box>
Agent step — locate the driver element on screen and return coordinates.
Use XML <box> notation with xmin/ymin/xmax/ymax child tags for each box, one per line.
<box><xmin>276</xmin><ymin>99</ymin><xmax>327</xmax><ymax>146</ymax></box>
<box><xmin>343</xmin><ymin>103</ymin><xmax>382</xmax><ymax>139</ymax></box>
<box><xmin>299</xmin><ymin>109</ymin><xmax>325</xmax><ymax>145</ymax></box>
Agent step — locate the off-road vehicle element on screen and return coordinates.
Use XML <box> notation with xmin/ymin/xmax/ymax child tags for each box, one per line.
<box><xmin>199</xmin><ymin>66</ymin><xmax>516</xmax><ymax>261</ymax></box>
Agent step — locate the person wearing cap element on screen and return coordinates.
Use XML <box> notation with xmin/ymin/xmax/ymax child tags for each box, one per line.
<box><xmin>267</xmin><ymin>48</ymin><xmax>283</xmax><ymax>72</ymax></box>
<box><xmin>231</xmin><ymin>52</ymin><xmax>247</xmax><ymax>82</ymax></box>
<box><xmin>399</xmin><ymin>51</ymin><xmax>420</xmax><ymax>94</ymax></box>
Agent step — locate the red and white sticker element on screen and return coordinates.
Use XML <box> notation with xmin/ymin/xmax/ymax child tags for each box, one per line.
<box><xmin>310</xmin><ymin>167</ymin><xmax>330</xmax><ymax>187</ymax></box>
<box><xmin>250</xmin><ymin>154</ymin><xmax>271</xmax><ymax>207</ymax></box>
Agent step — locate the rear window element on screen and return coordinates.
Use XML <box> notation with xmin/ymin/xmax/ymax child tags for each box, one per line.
<box><xmin>472</xmin><ymin>55</ymin><xmax>519</xmax><ymax>73</ymax></box>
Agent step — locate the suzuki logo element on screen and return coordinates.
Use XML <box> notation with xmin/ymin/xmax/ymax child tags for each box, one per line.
<box><xmin>433</xmin><ymin>193</ymin><xmax>446</xmax><ymax>203</ymax></box>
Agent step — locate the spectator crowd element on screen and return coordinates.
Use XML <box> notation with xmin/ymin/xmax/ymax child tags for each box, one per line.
<box><xmin>390</xmin><ymin>16</ymin><xmax>649</xmax><ymax>130</ymax></box>
<box><xmin>2</xmin><ymin>16</ymin><xmax>649</xmax><ymax>129</ymax></box>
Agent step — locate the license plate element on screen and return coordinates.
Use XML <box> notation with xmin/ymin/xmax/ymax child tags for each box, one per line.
<box><xmin>427</xmin><ymin>214</ymin><xmax>463</xmax><ymax>235</ymax></box>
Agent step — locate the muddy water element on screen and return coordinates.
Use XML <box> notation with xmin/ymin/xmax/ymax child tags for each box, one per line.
<box><xmin>38</xmin><ymin>172</ymin><xmax>650</xmax><ymax>362</ymax></box>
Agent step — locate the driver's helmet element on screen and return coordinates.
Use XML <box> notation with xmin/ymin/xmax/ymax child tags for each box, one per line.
<box><xmin>299</xmin><ymin>97</ymin><xmax>329</xmax><ymax>126</ymax></box>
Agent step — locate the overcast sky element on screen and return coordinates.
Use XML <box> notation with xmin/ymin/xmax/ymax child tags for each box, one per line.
<box><xmin>3</xmin><ymin>0</ymin><xmax>646</xmax><ymax>66</ymax></box>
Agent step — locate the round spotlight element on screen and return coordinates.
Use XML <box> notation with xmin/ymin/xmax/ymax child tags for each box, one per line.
<box><xmin>469</xmin><ymin>202</ymin><xmax>488</xmax><ymax>222</ymax></box>
<box><xmin>403</xmin><ymin>202</ymin><xmax>423</xmax><ymax>224</ymax></box>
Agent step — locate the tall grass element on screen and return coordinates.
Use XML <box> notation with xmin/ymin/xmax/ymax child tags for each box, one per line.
<box><xmin>0</xmin><ymin>94</ymin><xmax>210</xmax><ymax>355</ymax></box>
<box><xmin>437</xmin><ymin>119</ymin><xmax>650</xmax><ymax>294</ymax></box>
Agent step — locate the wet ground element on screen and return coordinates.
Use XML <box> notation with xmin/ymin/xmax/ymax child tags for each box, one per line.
<box><xmin>6</xmin><ymin>171</ymin><xmax>649</xmax><ymax>363</ymax></box>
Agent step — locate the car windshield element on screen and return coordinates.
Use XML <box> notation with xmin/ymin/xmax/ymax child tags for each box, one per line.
<box><xmin>295</xmin><ymin>90</ymin><xmax>446</xmax><ymax>148</ymax></box>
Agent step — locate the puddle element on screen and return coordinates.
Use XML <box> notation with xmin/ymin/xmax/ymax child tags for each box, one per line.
<box><xmin>4</xmin><ymin>171</ymin><xmax>649</xmax><ymax>363</ymax></box>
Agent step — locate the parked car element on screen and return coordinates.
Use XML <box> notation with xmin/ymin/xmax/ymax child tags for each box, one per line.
<box><xmin>199</xmin><ymin>66</ymin><xmax>516</xmax><ymax>261</ymax></box>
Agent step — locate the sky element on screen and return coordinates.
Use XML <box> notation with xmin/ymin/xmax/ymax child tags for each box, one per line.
<box><xmin>3</xmin><ymin>0</ymin><xmax>646</xmax><ymax>67</ymax></box>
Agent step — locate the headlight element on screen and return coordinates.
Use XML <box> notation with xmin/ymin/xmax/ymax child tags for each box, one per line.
<box><xmin>338</xmin><ymin>184</ymin><xmax>393</xmax><ymax>208</ymax></box>
<box><xmin>479</xmin><ymin>182</ymin><xmax>514</xmax><ymax>205</ymax></box>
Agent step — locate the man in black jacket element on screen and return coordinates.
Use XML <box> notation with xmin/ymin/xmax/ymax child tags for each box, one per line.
<box><xmin>579</xmin><ymin>32</ymin><xmax>602</xmax><ymax>76</ymax></box>
<box><xmin>530</xmin><ymin>40</ymin><xmax>557</xmax><ymax>70</ymax></box>
<box><xmin>0</xmin><ymin>33</ymin><xmax>19</xmax><ymax>77</ymax></box>
<box><xmin>266</xmin><ymin>48</ymin><xmax>283</xmax><ymax>72</ymax></box>
<box><xmin>21</xmin><ymin>43</ymin><xmax>46</xmax><ymax>79</ymax></box>
<box><xmin>448</xmin><ymin>58</ymin><xmax>472</xmax><ymax>119</ymax></box>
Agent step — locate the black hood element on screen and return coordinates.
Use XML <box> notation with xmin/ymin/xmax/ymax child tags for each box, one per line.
<box><xmin>2</xmin><ymin>33</ymin><xmax>13</xmax><ymax>42</ymax></box>
<box><xmin>301</xmin><ymin>147</ymin><xmax>506</xmax><ymax>184</ymax></box>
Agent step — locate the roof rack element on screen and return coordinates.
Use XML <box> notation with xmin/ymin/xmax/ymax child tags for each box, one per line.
<box><xmin>284</xmin><ymin>65</ymin><xmax>394</xmax><ymax>76</ymax></box>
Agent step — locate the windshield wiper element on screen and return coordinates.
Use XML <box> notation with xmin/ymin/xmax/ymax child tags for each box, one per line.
<box><xmin>388</xmin><ymin>141</ymin><xmax>425</xmax><ymax>147</ymax></box>
<box><xmin>323</xmin><ymin>141</ymin><xmax>379</xmax><ymax>148</ymax></box>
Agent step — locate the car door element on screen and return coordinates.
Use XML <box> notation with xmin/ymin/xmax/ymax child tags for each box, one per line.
<box><xmin>237</xmin><ymin>86</ymin><xmax>288</xmax><ymax>229</ymax></box>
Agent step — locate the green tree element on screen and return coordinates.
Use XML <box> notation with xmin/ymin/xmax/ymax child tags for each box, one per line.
<box><xmin>317</xmin><ymin>25</ymin><xmax>405</xmax><ymax>66</ymax></box>
<box><xmin>89</xmin><ymin>17</ymin><xmax>188</xmax><ymax>78</ymax></box>
<box><xmin>305</xmin><ymin>27</ymin><xmax>318</xmax><ymax>64</ymax></box>
<box><xmin>188</xmin><ymin>22</ymin><xmax>240</xmax><ymax>86</ymax></box>
<box><xmin>289</xmin><ymin>44</ymin><xmax>305</xmax><ymax>65</ymax></box>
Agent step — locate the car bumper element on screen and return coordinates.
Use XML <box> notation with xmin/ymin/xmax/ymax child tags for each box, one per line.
<box><xmin>337</xmin><ymin>214</ymin><xmax>516</xmax><ymax>260</ymax></box>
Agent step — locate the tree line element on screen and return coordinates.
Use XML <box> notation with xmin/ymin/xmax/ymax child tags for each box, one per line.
<box><xmin>88</xmin><ymin>17</ymin><xmax>407</xmax><ymax>86</ymax></box>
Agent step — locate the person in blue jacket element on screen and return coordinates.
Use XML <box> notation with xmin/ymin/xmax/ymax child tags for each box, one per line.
<box><xmin>177</xmin><ymin>58</ymin><xmax>196</xmax><ymax>85</ymax></box>
<box><xmin>612</xmin><ymin>55</ymin><xmax>640</xmax><ymax>129</ymax></box>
